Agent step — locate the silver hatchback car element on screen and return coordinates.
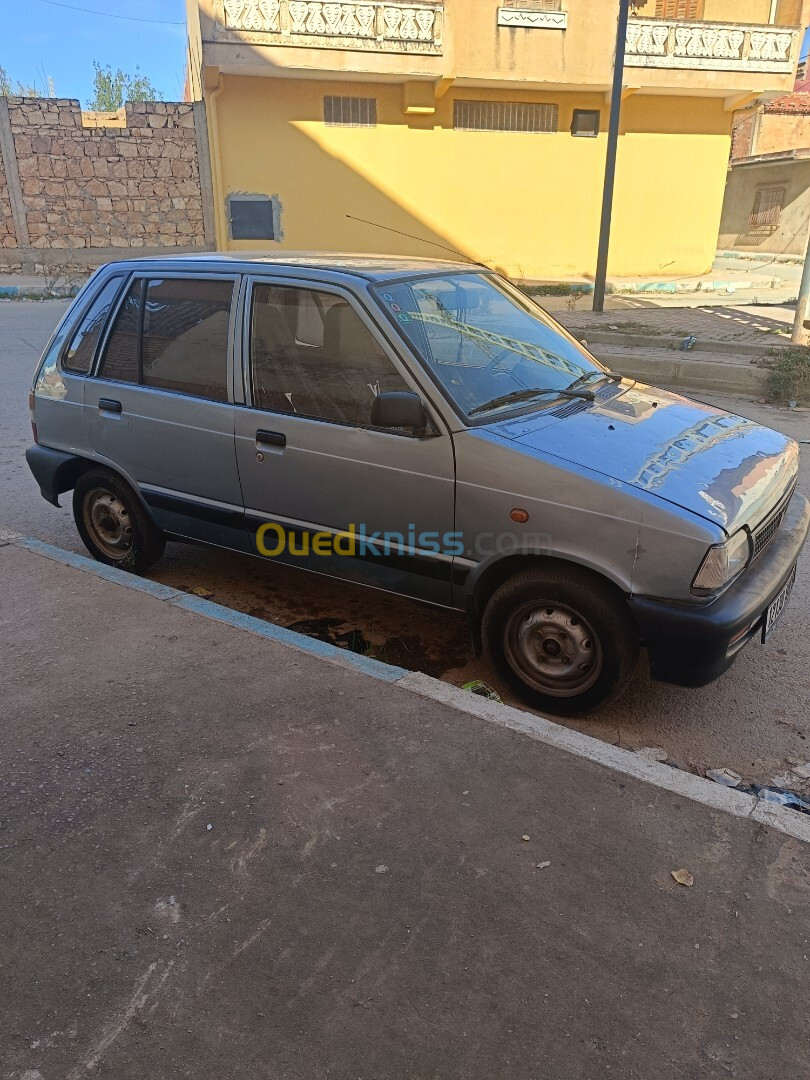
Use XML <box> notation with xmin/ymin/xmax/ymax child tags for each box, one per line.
<box><xmin>27</xmin><ymin>254</ymin><xmax>809</xmax><ymax>714</ymax></box>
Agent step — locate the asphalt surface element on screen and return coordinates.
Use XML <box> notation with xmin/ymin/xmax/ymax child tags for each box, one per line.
<box><xmin>4</xmin><ymin>539</ymin><xmax>810</xmax><ymax>1079</ymax></box>
<box><xmin>2</xmin><ymin>298</ymin><xmax>810</xmax><ymax>791</ymax></box>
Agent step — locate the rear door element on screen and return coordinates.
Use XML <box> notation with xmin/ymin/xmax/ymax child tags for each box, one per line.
<box><xmin>233</xmin><ymin>276</ymin><xmax>457</xmax><ymax>605</ymax></box>
<box><xmin>86</xmin><ymin>273</ymin><xmax>247</xmax><ymax>551</ymax></box>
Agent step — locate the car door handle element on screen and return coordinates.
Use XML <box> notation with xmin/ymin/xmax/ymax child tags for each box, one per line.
<box><xmin>256</xmin><ymin>430</ymin><xmax>286</xmax><ymax>450</ymax></box>
<box><xmin>98</xmin><ymin>398</ymin><xmax>122</xmax><ymax>414</ymax></box>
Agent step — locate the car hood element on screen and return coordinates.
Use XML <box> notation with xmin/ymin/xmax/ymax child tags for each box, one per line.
<box><xmin>486</xmin><ymin>382</ymin><xmax>799</xmax><ymax>534</ymax></box>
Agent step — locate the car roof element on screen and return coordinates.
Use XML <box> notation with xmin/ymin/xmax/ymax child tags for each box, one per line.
<box><xmin>96</xmin><ymin>251</ymin><xmax>487</xmax><ymax>284</ymax></box>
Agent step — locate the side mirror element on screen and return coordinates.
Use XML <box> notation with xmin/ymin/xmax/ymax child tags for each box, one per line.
<box><xmin>371</xmin><ymin>391</ymin><xmax>428</xmax><ymax>435</ymax></box>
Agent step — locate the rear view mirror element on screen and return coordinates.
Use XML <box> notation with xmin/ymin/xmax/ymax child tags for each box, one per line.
<box><xmin>371</xmin><ymin>391</ymin><xmax>428</xmax><ymax>435</ymax></box>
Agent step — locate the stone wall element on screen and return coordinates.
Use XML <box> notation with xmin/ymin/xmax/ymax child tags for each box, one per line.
<box><xmin>0</xmin><ymin>97</ymin><xmax>214</xmax><ymax>274</ymax></box>
<box><xmin>0</xmin><ymin>142</ymin><xmax>17</xmax><ymax>255</ymax></box>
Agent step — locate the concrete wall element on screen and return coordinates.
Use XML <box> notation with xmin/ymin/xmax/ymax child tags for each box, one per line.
<box><xmin>718</xmin><ymin>158</ymin><xmax>810</xmax><ymax>256</ymax></box>
<box><xmin>195</xmin><ymin>0</ymin><xmax>810</xmax><ymax>101</ymax></box>
<box><xmin>756</xmin><ymin>111</ymin><xmax>810</xmax><ymax>153</ymax></box>
<box><xmin>0</xmin><ymin>97</ymin><xmax>215</xmax><ymax>274</ymax></box>
<box><xmin>209</xmin><ymin>75</ymin><xmax>731</xmax><ymax>279</ymax></box>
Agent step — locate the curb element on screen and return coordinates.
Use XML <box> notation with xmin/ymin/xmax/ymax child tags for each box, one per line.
<box><xmin>4</xmin><ymin>528</ymin><xmax>809</xmax><ymax>846</ymax></box>
<box><xmin>590</xmin><ymin>348</ymin><xmax>768</xmax><ymax>395</ymax></box>
<box><xmin>575</xmin><ymin>329</ymin><xmax>782</xmax><ymax>358</ymax></box>
<box><xmin>0</xmin><ymin>285</ymin><xmax>80</xmax><ymax>299</ymax></box>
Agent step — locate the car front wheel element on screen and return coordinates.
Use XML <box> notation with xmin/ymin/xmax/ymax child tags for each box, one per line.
<box><xmin>481</xmin><ymin>565</ymin><xmax>639</xmax><ymax>716</ymax></box>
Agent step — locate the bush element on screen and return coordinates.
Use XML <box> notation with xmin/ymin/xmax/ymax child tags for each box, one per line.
<box><xmin>764</xmin><ymin>346</ymin><xmax>810</xmax><ymax>405</ymax></box>
<box><xmin>520</xmin><ymin>283</ymin><xmax>596</xmax><ymax>297</ymax></box>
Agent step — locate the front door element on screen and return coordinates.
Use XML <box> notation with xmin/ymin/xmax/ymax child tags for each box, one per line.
<box><xmin>233</xmin><ymin>278</ymin><xmax>456</xmax><ymax>605</ymax></box>
<box><xmin>86</xmin><ymin>273</ymin><xmax>247</xmax><ymax>550</ymax></box>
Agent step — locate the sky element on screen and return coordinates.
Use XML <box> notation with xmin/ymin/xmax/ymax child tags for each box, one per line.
<box><xmin>0</xmin><ymin>0</ymin><xmax>808</xmax><ymax>106</ymax></box>
<box><xmin>0</xmin><ymin>0</ymin><xmax>188</xmax><ymax>105</ymax></box>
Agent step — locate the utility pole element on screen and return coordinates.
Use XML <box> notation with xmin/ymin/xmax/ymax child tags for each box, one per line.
<box><xmin>791</xmin><ymin>221</ymin><xmax>810</xmax><ymax>344</ymax></box>
<box><xmin>593</xmin><ymin>0</ymin><xmax>631</xmax><ymax>314</ymax></box>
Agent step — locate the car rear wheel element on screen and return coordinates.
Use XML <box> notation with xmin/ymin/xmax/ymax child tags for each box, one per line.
<box><xmin>482</xmin><ymin>565</ymin><xmax>639</xmax><ymax>715</ymax></box>
<box><xmin>73</xmin><ymin>468</ymin><xmax>165</xmax><ymax>573</ymax></box>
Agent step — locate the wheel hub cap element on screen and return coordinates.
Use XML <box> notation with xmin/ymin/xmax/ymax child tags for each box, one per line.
<box><xmin>85</xmin><ymin>490</ymin><xmax>134</xmax><ymax>558</ymax></box>
<box><xmin>504</xmin><ymin>602</ymin><xmax>603</xmax><ymax>699</ymax></box>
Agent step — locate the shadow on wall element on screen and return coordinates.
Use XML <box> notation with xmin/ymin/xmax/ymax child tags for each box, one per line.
<box><xmin>204</xmin><ymin>29</ymin><xmax>735</xmax><ymax>279</ymax></box>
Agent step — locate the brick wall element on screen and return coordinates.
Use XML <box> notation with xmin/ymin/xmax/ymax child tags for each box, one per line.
<box><xmin>0</xmin><ymin>97</ymin><xmax>213</xmax><ymax>273</ymax></box>
<box><xmin>731</xmin><ymin>110</ymin><xmax>755</xmax><ymax>160</ymax></box>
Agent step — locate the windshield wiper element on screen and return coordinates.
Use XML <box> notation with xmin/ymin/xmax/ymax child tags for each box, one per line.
<box><xmin>567</xmin><ymin>370</ymin><xmax>623</xmax><ymax>391</ymax></box>
<box><xmin>468</xmin><ymin>386</ymin><xmax>595</xmax><ymax>417</ymax></box>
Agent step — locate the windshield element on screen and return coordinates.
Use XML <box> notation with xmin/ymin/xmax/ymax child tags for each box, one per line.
<box><xmin>371</xmin><ymin>273</ymin><xmax>606</xmax><ymax>419</ymax></box>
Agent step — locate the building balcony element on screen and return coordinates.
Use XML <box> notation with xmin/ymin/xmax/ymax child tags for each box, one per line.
<box><xmin>214</xmin><ymin>0</ymin><xmax>444</xmax><ymax>55</ymax></box>
<box><xmin>625</xmin><ymin>17</ymin><xmax>800</xmax><ymax>75</ymax></box>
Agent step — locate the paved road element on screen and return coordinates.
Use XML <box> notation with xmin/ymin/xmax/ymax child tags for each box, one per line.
<box><xmin>3</xmin><ymin>299</ymin><xmax>809</xmax><ymax>791</ymax></box>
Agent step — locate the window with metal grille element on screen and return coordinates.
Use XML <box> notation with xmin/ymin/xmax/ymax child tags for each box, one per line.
<box><xmin>654</xmin><ymin>0</ymin><xmax>704</xmax><ymax>18</ymax></box>
<box><xmin>324</xmin><ymin>96</ymin><xmax>377</xmax><ymax>128</ymax></box>
<box><xmin>501</xmin><ymin>0</ymin><xmax>561</xmax><ymax>9</ymax></box>
<box><xmin>750</xmin><ymin>188</ymin><xmax>785</xmax><ymax>228</ymax></box>
<box><xmin>453</xmin><ymin>100</ymin><xmax>558</xmax><ymax>133</ymax></box>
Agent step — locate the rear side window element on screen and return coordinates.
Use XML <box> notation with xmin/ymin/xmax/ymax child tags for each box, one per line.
<box><xmin>141</xmin><ymin>279</ymin><xmax>233</xmax><ymax>402</ymax></box>
<box><xmin>98</xmin><ymin>277</ymin><xmax>234</xmax><ymax>402</ymax></box>
<box><xmin>63</xmin><ymin>277</ymin><xmax>123</xmax><ymax>374</ymax></box>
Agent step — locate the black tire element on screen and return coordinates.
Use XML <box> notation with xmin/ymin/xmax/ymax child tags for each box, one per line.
<box><xmin>72</xmin><ymin>468</ymin><xmax>165</xmax><ymax>573</ymax></box>
<box><xmin>481</xmin><ymin>565</ymin><xmax>639</xmax><ymax>716</ymax></box>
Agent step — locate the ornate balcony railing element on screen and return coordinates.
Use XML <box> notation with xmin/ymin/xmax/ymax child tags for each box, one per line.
<box><xmin>215</xmin><ymin>0</ymin><xmax>444</xmax><ymax>54</ymax></box>
<box><xmin>625</xmin><ymin>18</ymin><xmax>798</xmax><ymax>74</ymax></box>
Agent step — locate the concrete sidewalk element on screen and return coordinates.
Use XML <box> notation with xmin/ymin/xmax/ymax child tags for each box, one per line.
<box><xmin>2</xmin><ymin>535</ymin><xmax>810</xmax><ymax>1078</ymax></box>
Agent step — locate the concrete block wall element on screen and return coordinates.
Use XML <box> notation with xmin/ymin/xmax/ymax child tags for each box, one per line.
<box><xmin>0</xmin><ymin>97</ymin><xmax>215</xmax><ymax>275</ymax></box>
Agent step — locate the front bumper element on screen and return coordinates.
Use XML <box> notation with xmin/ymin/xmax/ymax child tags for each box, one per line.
<box><xmin>629</xmin><ymin>492</ymin><xmax>810</xmax><ymax>688</ymax></box>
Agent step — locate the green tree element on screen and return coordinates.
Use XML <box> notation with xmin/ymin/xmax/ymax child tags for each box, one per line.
<box><xmin>0</xmin><ymin>66</ymin><xmax>40</xmax><ymax>97</ymax></box>
<box><xmin>87</xmin><ymin>62</ymin><xmax>162</xmax><ymax>110</ymax></box>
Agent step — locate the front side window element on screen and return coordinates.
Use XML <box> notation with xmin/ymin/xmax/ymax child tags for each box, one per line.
<box><xmin>63</xmin><ymin>276</ymin><xmax>123</xmax><ymax>374</ymax></box>
<box><xmin>98</xmin><ymin>277</ymin><xmax>234</xmax><ymax>401</ymax></box>
<box><xmin>372</xmin><ymin>273</ymin><xmax>604</xmax><ymax>419</ymax></box>
<box><xmin>250</xmin><ymin>284</ymin><xmax>407</xmax><ymax>426</ymax></box>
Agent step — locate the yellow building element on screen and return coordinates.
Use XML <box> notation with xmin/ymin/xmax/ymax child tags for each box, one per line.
<box><xmin>185</xmin><ymin>0</ymin><xmax>809</xmax><ymax>280</ymax></box>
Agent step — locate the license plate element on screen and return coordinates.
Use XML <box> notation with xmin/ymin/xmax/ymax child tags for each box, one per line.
<box><xmin>763</xmin><ymin>565</ymin><xmax>797</xmax><ymax>642</ymax></box>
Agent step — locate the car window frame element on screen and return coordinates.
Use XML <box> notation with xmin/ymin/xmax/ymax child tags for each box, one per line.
<box><xmin>92</xmin><ymin>270</ymin><xmax>242</xmax><ymax>405</ymax></box>
<box><xmin>57</xmin><ymin>272</ymin><xmax>126</xmax><ymax>377</ymax></box>
<box><xmin>241</xmin><ymin>274</ymin><xmax>446</xmax><ymax>438</ymax></box>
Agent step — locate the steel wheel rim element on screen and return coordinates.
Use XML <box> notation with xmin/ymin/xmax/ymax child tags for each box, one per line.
<box><xmin>83</xmin><ymin>488</ymin><xmax>134</xmax><ymax>559</ymax></box>
<box><xmin>503</xmin><ymin>600</ymin><xmax>603</xmax><ymax>698</ymax></box>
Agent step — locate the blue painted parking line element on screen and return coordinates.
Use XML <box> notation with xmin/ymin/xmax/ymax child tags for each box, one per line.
<box><xmin>15</xmin><ymin>534</ymin><xmax>408</xmax><ymax>682</ymax></box>
<box><xmin>169</xmin><ymin>592</ymin><xmax>408</xmax><ymax>681</ymax></box>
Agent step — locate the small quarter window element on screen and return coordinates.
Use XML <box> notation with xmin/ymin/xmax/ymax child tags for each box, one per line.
<box><xmin>63</xmin><ymin>276</ymin><xmax>123</xmax><ymax>374</ymax></box>
<box><xmin>571</xmin><ymin>109</ymin><xmax>600</xmax><ymax>137</ymax></box>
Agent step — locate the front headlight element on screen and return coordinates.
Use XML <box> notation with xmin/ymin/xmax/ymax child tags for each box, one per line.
<box><xmin>692</xmin><ymin>529</ymin><xmax>751</xmax><ymax>594</ymax></box>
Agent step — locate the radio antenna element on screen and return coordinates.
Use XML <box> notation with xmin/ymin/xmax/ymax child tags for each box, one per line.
<box><xmin>345</xmin><ymin>214</ymin><xmax>489</xmax><ymax>268</ymax></box>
